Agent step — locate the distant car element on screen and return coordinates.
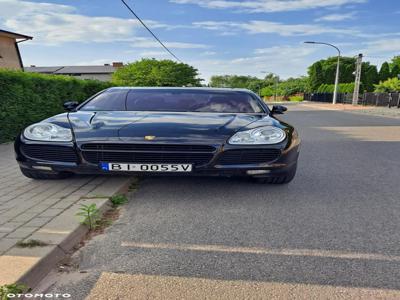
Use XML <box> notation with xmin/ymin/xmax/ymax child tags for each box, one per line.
<box><xmin>15</xmin><ymin>87</ymin><xmax>300</xmax><ymax>184</ymax></box>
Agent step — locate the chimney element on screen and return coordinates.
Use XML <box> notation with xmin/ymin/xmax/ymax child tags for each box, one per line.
<box><xmin>112</xmin><ymin>62</ymin><xmax>123</xmax><ymax>68</ymax></box>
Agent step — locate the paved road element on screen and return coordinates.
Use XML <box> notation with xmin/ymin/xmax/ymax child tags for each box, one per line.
<box><xmin>44</xmin><ymin>104</ymin><xmax>400</xmax><ymax>299</ymax></box>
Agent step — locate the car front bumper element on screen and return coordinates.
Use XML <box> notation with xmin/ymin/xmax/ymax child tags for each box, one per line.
<box><xmin>15</xmin><ymin>136</ymin><xmax>300</xmax><ymax>178</ymax></box>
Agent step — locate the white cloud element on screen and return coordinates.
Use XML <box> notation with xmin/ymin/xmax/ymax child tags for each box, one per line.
<box><xmin>0</xmin><ymin>0</ymin><xmax>75</xmax><ymax>15</ymax></box>
<box><xmin>193</xmin><ymin>20</ymin><xmax>359</xmax><ymax>36</ymax></box>
<box><xmin>139</xmin><ymin>51</ymin><xmax>170</xmax><ymax>58</ymax></box>
<box><xmin>363</xmin><ymin>39</ymin><xmax>400</xmax><ymax>54</ymax></box>
<box><xmin>75</xmin><ymin>59</ymin><xmax>116</xmax><ymax>66</ymax></box>
<box><xmin>0</xmin><ymin>0</ymin><xmax>182</xmax><ymax>45</ymax></box>
<box><xmin>171</xmin><ymin>0</ymin><xmax>366</xmax><ymax>13</ymax></box>
<box><xmin>130</xmin><ymin>37</ymin><xmax>209</xmax><ymax>49</ymax></box>
<box><xmin>190</xmin><ymin>45</ymin><xmax>318</xmax><ymax>82</ymax></box>
<box><xmin>315</xmin><ymin>12</ymin><xmax>356</xmax><ymax>22</ymax></box>
<box><xmin>254</xmin><ymin>45</ymin><xmax>315</xmax><ymax>56</ymax></box>
<box><xmin>200</xmin><ymin>51</ymin><xmax>217</xmax><ymax>56</ymax></box>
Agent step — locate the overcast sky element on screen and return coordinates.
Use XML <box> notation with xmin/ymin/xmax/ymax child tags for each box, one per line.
<box><xmin>0</xmin><ymin>0</ymin><xmax>399</xmax><ymax>81</ymax></box>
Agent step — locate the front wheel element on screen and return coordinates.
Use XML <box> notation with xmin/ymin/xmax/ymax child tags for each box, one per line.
<box><xmin>20</xmin><ymin>167</ymin><xmax>73</xmax><ymax>180</ymax></box>
<box><xmin>253</xmin><ymin>163</ymin><xmax>297</xmax><ymax>184</ymax></box>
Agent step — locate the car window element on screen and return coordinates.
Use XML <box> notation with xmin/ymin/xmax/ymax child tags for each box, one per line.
<box><xmin>80</xmin><ymin>89</ymin><xmax>127</xmax><ymax>111</ymax></box>
<box><xmin>125</xmin><ymin>90</ymin><xmax>264</xmax><ymax>113</ymax></box>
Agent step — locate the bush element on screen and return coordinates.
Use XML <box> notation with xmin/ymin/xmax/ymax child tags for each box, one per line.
<box><xmin>0</xmin><ymin>70</ymin><xmax>111</xmax><ymax>142</ymax></box>
<box><xmin>288</xmin><ymin>95</ymin><xmax>303</xmax><ymax>102</ymax></box>
<box><xmin>317</xmin><ymin>82</ymin><xmax>354</xmax><ymax>93</ymax></box>
<box><xmin>374</xmin><ymin>77</ymin><xmax>400</xmax><ymax>92</ymax></box>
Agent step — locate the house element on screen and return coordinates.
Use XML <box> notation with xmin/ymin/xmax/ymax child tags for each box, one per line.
<box><xmin>0</xmin><ymin>29</ymin><xmax>32</xmax><ymax>70</ymax></box>
<box><xmin>25</xmin><ymin>62</ymin><xmax>123</xmax><ymax>81</ymax></box>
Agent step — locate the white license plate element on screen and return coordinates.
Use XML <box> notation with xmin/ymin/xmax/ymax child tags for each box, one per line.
<box><xmin>100</xmin><ymin>163</ymin><xmax>192</xmax><ymax>172</ymax></box>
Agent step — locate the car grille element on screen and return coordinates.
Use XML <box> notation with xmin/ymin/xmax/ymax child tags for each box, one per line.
<box><xmin>21</xmin><ymin>144</ymin><xmax>78</xmax><ymax>163</ymax></box>
<box><xmin>81</xmin><ymin>143</ymin><xmax>216</xmax><ymax>165</ymax></box>
<box><xmin>216</xmin><ymin>149</ymin><xmax>281</xmax><ymax>165</ymax></box>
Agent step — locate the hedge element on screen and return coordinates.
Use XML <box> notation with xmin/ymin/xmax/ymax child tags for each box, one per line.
<box><xmin>0</xmin><ymin>70</ymin><xmax>112</xmax><ymax>143</ymax></box>
<box><xmin>317</xmin><ymin>82</ymin><xmax>355</xmax><ymax>93</ymax></box>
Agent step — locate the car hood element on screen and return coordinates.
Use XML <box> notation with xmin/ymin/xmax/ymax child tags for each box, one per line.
<box><xmin>67</xmin><ymin>111</ymin><xmax>279</xmax><ymax>144</ymax></box>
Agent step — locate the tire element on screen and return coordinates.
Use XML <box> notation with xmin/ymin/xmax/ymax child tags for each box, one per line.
<box><xmin>20</xmin><ymin>167</ymin><xmax>73</xmax><ymax>180</ymax></box>
<box><xmin>253</xmin><ymin>163</ymin><xmax>297</xmax><ymax>184</ymax></box>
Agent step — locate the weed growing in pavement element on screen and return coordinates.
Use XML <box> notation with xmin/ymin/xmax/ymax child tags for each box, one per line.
<box><xmin>128</xmin><ymin>177</ymin><xmax>140</xmax><ymax>191</ymax></box>
<box><xmin>16</xmin><ymin>239</ymin><xmax>48</xmax><ymax>248</ymax></box>
<box><xmin>0</xmin><ymin>283</ymin><xmax>27</xmax><ymax>300</ymax></box>
<box><xmin>76</xmin><ymin>203</ymin><xmax>100</xmax><ymax>230</ymax></box>
<box><xmin>110</xmin><ymin>194</ymin><xmax>128</xmax><ymax>207</ymax></box>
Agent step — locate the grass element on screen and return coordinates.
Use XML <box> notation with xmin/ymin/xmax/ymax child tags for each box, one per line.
<box><xmin>0</xmin><ymin>283</ymin><xmax>28</xmax><ymax>300</ymax></box>
<box><xmin>16</xmin><ymin>239</ymin><xmax>48</xmax><ymax>248</ymax></box>
<box><xmin>110</xmin><ymin>194</ymin><xmax>128</xmax><ymax>207</ymax></box>
<box><xmin>128</xmin><ymin>177</ymin><xmax>140</xmax><ymax>192</ymax></box>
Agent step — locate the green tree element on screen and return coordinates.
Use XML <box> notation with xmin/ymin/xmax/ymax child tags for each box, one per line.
<box><xmin>308</xmin><ymin>61</ymin><xmax>324</xmax><ymax>92</ymax></box>
<box><xmin>277</xmin><ymin>77</ymin><xmax>308</xmax><ymax>96</ymax></box>
<box><xmin>260</xmin><ymin>86</ymin><xmax>275</xmax><ymax>97</ymax></box>
<box><xmin>361</xmin><ymin>64</ymin><xmax>379</xmax><ymax>92</ymax></box>
<box><xmin>318</xmin><ymin>56</ymin><xmax>356</xmax><ymax>84</ymax></box>
<box><xmin>307</xmin><ymin>56</ymin><xmax>380</xmax><ymax>92</ymax></box>
<box><xmin>391</xmin><ymin>64</ymin><xmax>400</xmax><ymax>79</ymax></box>
<box><xmin>209</xmin><ymin>75</ymin><xmax>231</xmax><ymax>88</ymax></box>
<box><xmin>209</xmin><ymin>75</ymin><xmax>266</xmax><ymax>94</ymax></box>
<box><xmin>389</xmin><ymin>55</ymin><xmax>400</xmax><ymax>70</ymax></box>
<box><xmin>378</xmin><ymin>62</ymin><xmax>391</xmax><ymax>82</ymax></box>
<box><xmin>263</xmin><ymin>73</ymin><xmax>280</xmax><ymax>86</ymax></box>
<box><xmin>112</xmin><ymin>59</ymin><xmax>202</xmax><ymax>87</ymax></box>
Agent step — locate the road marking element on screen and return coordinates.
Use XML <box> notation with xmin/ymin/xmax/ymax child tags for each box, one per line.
<box><xmin>86</xmin><ymin>272</ymin><xmax>400</xmax><ymax>300</ymax></box>
<box><xmin>121</xmin><ymin>242</ymin><xmax>400</xmax><ymax>262</ymax></box>
<box><xmin>317</xmin><ymin>126</ymin><xmax>400</xmax><ymax>141</ymax></box>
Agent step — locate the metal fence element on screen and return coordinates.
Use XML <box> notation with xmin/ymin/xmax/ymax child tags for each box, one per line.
<box><xmin>304</xmin><ymin>92</ymin><xmax>400</xmax><ymax>108</ymax></box>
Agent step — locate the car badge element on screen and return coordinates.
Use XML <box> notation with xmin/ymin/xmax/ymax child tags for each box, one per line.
<box><xmin>144</xmin><ymin>135</ymin><xmax>156</xmax><ymax>141</ymax></box>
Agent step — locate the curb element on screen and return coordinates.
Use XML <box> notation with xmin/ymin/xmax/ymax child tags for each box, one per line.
<box><xmin>0</xmin><ymin>176</ymin><xmax>132</xmax><ymax>290</ymax></box>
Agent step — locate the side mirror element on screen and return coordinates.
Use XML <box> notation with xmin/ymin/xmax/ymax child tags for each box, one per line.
<box><xmin>271</xmin><ymin>105</ymin><xmax>287</xmax><ymax>115</ymax></box>
<box><xmin>63</xmin><ymin>101</ymin><xmax>79</xmax><ymax>112</ymax></box>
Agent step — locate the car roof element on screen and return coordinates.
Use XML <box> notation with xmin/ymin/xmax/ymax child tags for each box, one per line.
<box><xmin>106</xmin><ymin>87</ymin><xmax>254</xmax><ymax>93</ymax></box>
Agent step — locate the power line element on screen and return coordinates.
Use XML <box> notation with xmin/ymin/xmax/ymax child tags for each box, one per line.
<box><xmin>120</xmin><ymin>0</ymin><xmax>183</xmax><ymax>63</ymax></box>
<box><xmin>363</xmin><ymin>55</ymin><xmax>390</xmax><ymax>59</ymax></box>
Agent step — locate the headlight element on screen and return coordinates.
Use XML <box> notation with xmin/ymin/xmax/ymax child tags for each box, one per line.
<box><xmin>229</xmin><ymin>126</ymin><xmax>286</xmax><ymax>145</ymax></box>
<box><xmin>24</xmin><ymin>122</ymin><xmax>72</xmax><ymax>142</ymax></box>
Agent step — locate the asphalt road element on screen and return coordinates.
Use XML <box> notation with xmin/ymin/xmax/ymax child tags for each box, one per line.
<box><xmin>44</xmin><ymin>103</ymin><xmax>400</xmax><ymax>299</ymax></box>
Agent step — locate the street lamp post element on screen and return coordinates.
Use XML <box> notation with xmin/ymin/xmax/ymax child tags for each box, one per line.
<box><xmin>304</xmin><ymin>41</ymin><xmax>341</xmax><ymax>105</ymax></box>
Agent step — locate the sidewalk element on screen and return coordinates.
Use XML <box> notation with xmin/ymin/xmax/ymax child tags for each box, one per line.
<box><xmin>0</xmin><ymin>143</ymin><xmax>132</xmax><ymax>289</ymax></box>
<box><xmin>300</xmin><ymin>101</ymin><xmax>400</xmax><ymax>118</ymax></box>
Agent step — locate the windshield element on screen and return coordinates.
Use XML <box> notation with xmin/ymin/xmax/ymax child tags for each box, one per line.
<box><xmin>80</xmin><ymin>89</ymin><xmax>265</xmax><ymax>113</ymax></box>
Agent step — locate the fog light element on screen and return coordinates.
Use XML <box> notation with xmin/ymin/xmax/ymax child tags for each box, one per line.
<box><xmin>246</xmin><ymin>170</ymin><xmax>270</xmax><ymax>175</ymax></box>
<box><xmin>32</xmin><ymin>165</ymin><xmax>52</xmax><ymax>171</ymax></box>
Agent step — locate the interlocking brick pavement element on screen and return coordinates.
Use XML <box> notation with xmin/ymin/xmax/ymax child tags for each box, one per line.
<box><xmin>0</xmin><ymin>143</ymin><xmax>128</xmax><ymax>255</ymax></box>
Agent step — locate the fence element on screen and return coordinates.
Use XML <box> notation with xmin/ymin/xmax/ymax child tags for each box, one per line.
<box><xmin>304</xmin><ymin>92</ymin><xmax>400</xmax><ymax>108</ymax></box>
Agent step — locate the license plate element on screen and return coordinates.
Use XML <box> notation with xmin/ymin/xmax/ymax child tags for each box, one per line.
<box><xmin>100</xmin><ymin>163</ymin><xmax>192</xmax><ymax>172</ymax></box>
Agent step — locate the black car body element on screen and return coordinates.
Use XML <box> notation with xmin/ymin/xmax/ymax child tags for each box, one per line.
<box><xmin>15</xmin><ymin>87</ymin><xmax>300</xmax><ymax>183</ymax></box>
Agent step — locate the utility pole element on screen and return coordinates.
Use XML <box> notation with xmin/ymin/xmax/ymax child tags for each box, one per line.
<box><xmin>352</xmin><ymin>53</ymin><xmax>363</xmax><ymax>105</ymax></box>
